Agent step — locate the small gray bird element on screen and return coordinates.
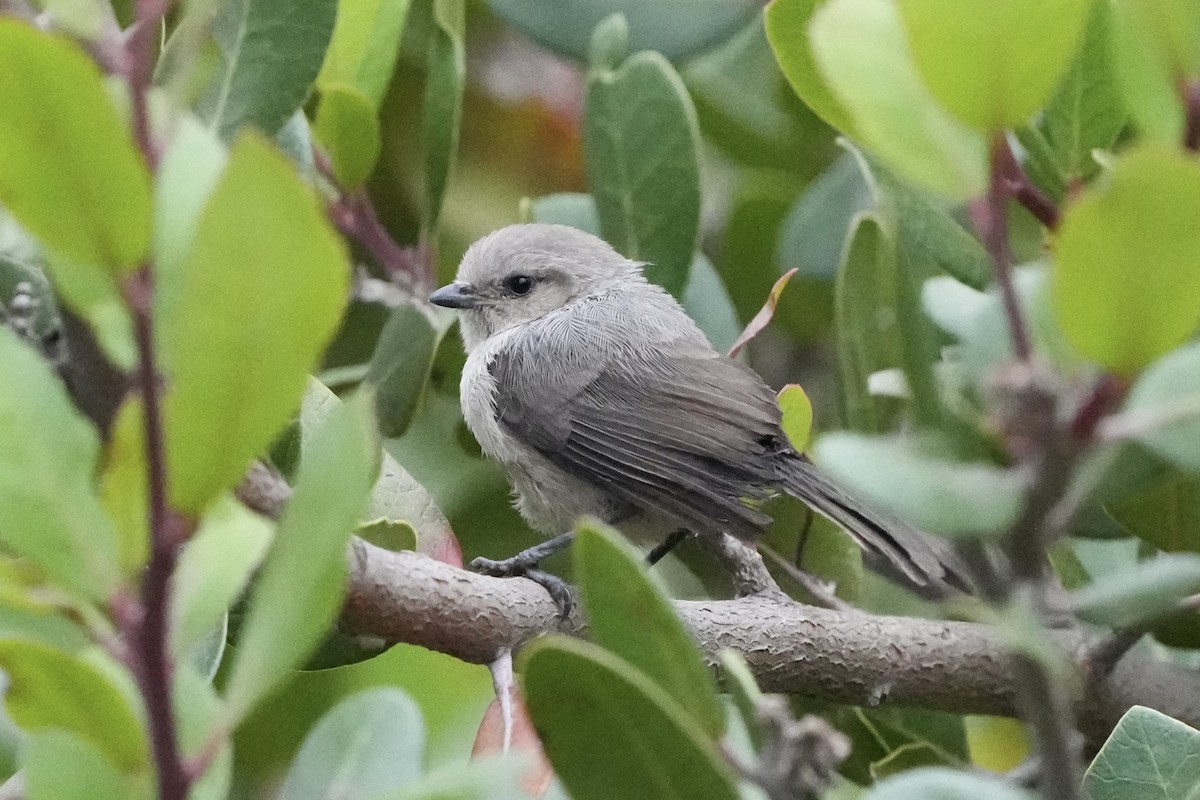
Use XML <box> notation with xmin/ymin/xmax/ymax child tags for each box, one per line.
<box><xmin>431</xmin><ymin>224</ymin><xmax>968</xmax><ymax>610</ymax></box>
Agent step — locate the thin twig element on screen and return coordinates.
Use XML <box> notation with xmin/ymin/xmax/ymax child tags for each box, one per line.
<box><xmin>971</xmin><ymin>134</ymin><xmax>1033</xmax><ymax>363</ymax></box>
<box><xmin>120</xmin><ymin>3</ymin><xmax>189</xmax><ymax>796</ymax></box>
<box><xmin>314</xmin><ymin>150</ymin><xmax>430</xmax><ymax>294</ymax></box>
<box><xmin>124</xmin><ymin>0</ymin><xmax>168</xmax><ymax>168</ymax></box>
<box><xmin>760</xmin><ymin>546</ymin><xmax>853</xmax><ymax>612</ymax></box>
<box><xmin>122</xmin><ymin>270</ymin><xmax>190</xmax><ymax>800</ymax></box>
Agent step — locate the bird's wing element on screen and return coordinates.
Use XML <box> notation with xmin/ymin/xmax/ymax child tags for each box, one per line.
<box><xmin>488</xmin><ymin>303</ymin><xmax>783</xmax><ymax>539</ymax></box>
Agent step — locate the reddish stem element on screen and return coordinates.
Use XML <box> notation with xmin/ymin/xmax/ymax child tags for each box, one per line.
<box><xmin>971</xmin><ymin>134</ymin><xmax>1033</xmax><ymax>363</ymax></box>
<box><xmin>123</xmin><ymin>270</ymin><xmax>190</xmax><ymax>800</ymax></box>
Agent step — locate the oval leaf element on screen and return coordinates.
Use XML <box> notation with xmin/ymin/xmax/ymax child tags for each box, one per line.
<box><xmin>522</xmin><ymin>637</ymin><xmax>739</xmax><ymax>800</ymax></box>
<box><xmin>585</xmin><ymin>49</ymin><xmax>701</xmax><ymax>296</ymax></box>
<box><xmin>198</xmin><ymin>0</ymin><xmax>338</xmax><ymax>138</ymax></box>
<box><xmin>1054</xmin><ymin>145</ymin><xmax>1200</xmax><ymax>375</ymax></box>
<box><xmin>1082</xmin><ymin>706</ymin><xmax>1200</xmax><ymax>800</ymax></box>
<box><xmin>0</xmin><ymin>19</ymin><xmax>150</xmax><ymax>271</ymax></box>
<box><xmin>0</xmin><ymin>641</ymin><xmax>147</xmax><ymax>773</ymax></box>
<box><xmin>765</xmin><ymin>0</ymin><xmax>859</xmax><ymax>135</ymax></box>
<box><xmin>279</xmin><ymin>688</ymin><xmax>424</xmax><ymax>800</ymax></box>
<box><xmin>486</xmin><ymin>0</ymin><xmax>758</xmax><ymax>62</ymax></box>
<box><xmin>423</xmin><ymin>0</ymin><xmax>466</xmax><ymax>236</ymax></box>
<box><xmin>896</xmin><ymin>0</ymin><xmax>1092</xmax><ymax>130</ymax></box>
<box><xmin>809</xmin><ymin>0</ymin><xmax>986</xmax><ymax>199</ymax></box>
<box><xmin>777</xmin><ymin>383</ymin><xmax>814</xmax><ymax>452</ymax></box>
<box><xmin>317</xmin><ymin>0</ymin><xmax>411</xmax><ymax>107</ymax></box>
<box><xmin>158</xmin><ymin>132</ymin><xmax>350</xmax><ymax>514</ymax></box>
<box><xmin>574</xmin><ymin>521</ymin><xmax>724</xmax><ymax>737</ymax></box>
<box><xmin>315</xmin><ymin>83</ymin><xmax>382</xmax><ymax>188</ymax></box>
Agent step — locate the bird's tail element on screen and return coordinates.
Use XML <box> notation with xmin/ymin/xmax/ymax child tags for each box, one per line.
<box><xmin>777</xmin><ymin>455</ymin><xmax>974</xmax><ymax>599</ymax></box>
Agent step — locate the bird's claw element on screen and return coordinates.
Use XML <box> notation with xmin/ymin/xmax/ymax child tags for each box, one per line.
<box><xmin>469</xmin><ymin>556</ymin><xmax>574</xmax><ymax>619</ymax></box>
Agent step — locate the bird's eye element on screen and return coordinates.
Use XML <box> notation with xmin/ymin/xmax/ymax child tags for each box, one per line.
<box><xmin>505</xmin><ymin>274</ymin><xmax>535</xmax><ymax>296</ymax></box>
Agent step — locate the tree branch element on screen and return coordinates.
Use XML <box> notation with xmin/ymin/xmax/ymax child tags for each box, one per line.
<box><xmin>340</xmin><ymin>539</ymin><xmax>1200</xmax><ymax>749</ymax></box>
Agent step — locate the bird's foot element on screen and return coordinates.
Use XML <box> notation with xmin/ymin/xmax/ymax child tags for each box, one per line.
<box><xmin>471</xmin><ymin>552</ymin><xmax>574</xmax><ymax>619</ymax></box>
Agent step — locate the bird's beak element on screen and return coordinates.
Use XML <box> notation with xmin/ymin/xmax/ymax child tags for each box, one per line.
<box><xmin>429</xmin><ymin>282</ymin><xmax>480</xmax><ymax>309</ymax></box>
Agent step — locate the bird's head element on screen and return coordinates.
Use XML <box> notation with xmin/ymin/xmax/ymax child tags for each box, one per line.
<box><xmin>429</xmin><ymin>224</ymin><xmax>643</xmax><ymax>352</ymax></box>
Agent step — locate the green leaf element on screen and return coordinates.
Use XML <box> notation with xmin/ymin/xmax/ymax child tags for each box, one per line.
<box><xmin>849</xmin><ymin>141</ymin><xmax>991</xmax><ymax>292</ymax></box>
<box><xmin>1053</xmin><ymin>145</ymin><xmax>1200</xmax><ymax>375</ymax></box>
<box><xmin>174</xmin><ymin>665</ymin><xmax>233</xmax><ymax>800</ymax></box>
<box><xmin>681</xmin><ymin>252</ymin><xmax>741</xmax><ymax>354</ymax></box>
<box><xmin>169</xmin><ymin>495</ymin><xmax>274</xmax><ymax>658</ymax></box>
<box><xmin>585</xmin><ymin>48</ymin><xmax>701</xmax><ymax>296</ymax></box>
<box><xmin>223</xmin><ymin>393</ymin><xmax>379</xmax><ymax>722</ymax></box>
<box><xmin>778</xmin><ymin>384</ymin><xmax>813</xmax><ymax>451</ymax></box>
<box><xmin>1040</xmin><ymin>0</ymin><xmax>1125</xmax><ymax>179</ymax></box>
<box><xmin>154</xmin><ymin>115</ymin><xmax>228</xmax><ymax>281</ymax></box>
<box><xmin>302</xmin><ymin>381</ymin><xmax>458</xmax><ymax>563</ymax></box>
<box><xmin>279</xmin><ymin>688</ymin><xmax>424</xmax><ymax>800</ymax></box>
<box><xmin>314</xmin><ymin>83</ymin><xmax>382</xmax><ymax>188</ymax></box>
<box><xmin>376</xmin><ymin>757</ymin><xmax>527</xmax><ymax>800</ymax></box>
<box><xmin>777</xmin><ymin>152</ymin><xmax>874</xmax><ymax>282</ymax></box>
<box><xmin>718</xmin><ymin>650</ymin><xmax>765</xmax><ymax>750</ymax></box>
<box><xmin>1116</xmin><ymin>341</ymin><xmax>1200</xmax><ymax>473</ymax></box>
<box><xmin>486</xmin><ymin>0</ymin><xmax>758</xmax><ymax>62</ymax></box>
<box><xmin>31</xmin><ymin>0</ymin><xmax>110</xmax><ymax>40</ymax></box>
<box><xmin>422</xmin><ymin>0</ymin><xmax>466</xmax><ymax>236</ymax></box>
<box><xmin>23</xmin><ymin>730</ymin><xmax>147</xmax><ymax>800</ymax></box>
<box><xmin>364</xmin><ymin>302</ymin><xmax>441</xmax><ymax>437</ymax></box>
<box><xmin>530</xmin><ymin>192</ymin><xmax>602</xmax><ymax>234</ymax></box>
<box><xmin>522</xmin><ymin>637</ymin><xmax>739</xmax><ymax>800</ymax></box>
<box><xmin>99</xmin><ymin>398</ymin><xmax>149</xmax><ymax>577</ymax></box>
<box><xmin>0</xmin><ymin>641</ymin><xmax>147</xmax><ymax>773</ymax></box>
<box><xmin>812</xmin><ymin>433</ymin><xmax>1024</xmax><ymax>538</ymax></box>
<box><xmin>197</xmin><ymin>0</ymin><xmax>338</xmax><ymax>138</ymax></box>
<box><xmin>1107</xmin><ymin>472</ymin><xmax>1200</xmax><ymax>554</ymax></box>
<box><xmin>317</xmin><ymin>0</ymin><xmax>411</xmax><ymax>106</ymax></box>
<box><xmin>765</xmin><ymin>0</ymin><xmax>858</xmax><ymax>134</ymax></box>
<box><xmin>1071</xmin><ymin>554</ymin><xmax>1200</xmax><ymax>627</ymax></box>
<box><xmin>158</xmin><ymin>132</ymin><xmax>349</xmax><ymax>514</ymax></box>
<box><xmin>1109</xmin><ymin>0</ymin><xmax>1186</xmax><ymax>143</ymax></box>
<box><xmin>1083</xmin><ymin>706</ymin><xmax>1200</xmax><ymax>800</ymax></box>
<box><xmin>897</xmin><ymin>0</ymin><xmax>1093</xmax><ymax>130</ymax></box>
<box><xmin>834</xmin><ymin>215</ymin><xmax>901</xmax><ymax>433</ymax></box>
<box><xmin>0</xmin><ymin>19</ymin><xmax>150</xmax><ymax>271</ymax></box>
<box><xmin>574</xmin><ymin>521</ymin><xmax>724</xmax><ymax>737</ymax></box>
<box><xmin>862</xmin><ymin>766</ymin><xmax>1033</xmax><ymax>800</ymax></box>
<box><xmin>0</xmin><ymin>328</ymin><xmax>120</xmax><ymax>599</ymax></box>
<box><xmin>809</xmin><ymin>0</ymin><xmax>987</xmax><ymax>199</ymax></box>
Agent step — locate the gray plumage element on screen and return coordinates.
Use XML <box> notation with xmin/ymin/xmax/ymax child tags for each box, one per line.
<box><xmin>436</xmin><ymin>223</ymin><xmax>969</xmax><ymax>595</ymax></box>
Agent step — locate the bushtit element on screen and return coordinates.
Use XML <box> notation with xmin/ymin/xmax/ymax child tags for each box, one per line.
<box><xmin>431</xmin><ymin>224</ymin><xmax>968</xmax><ymax>610</ymax></box>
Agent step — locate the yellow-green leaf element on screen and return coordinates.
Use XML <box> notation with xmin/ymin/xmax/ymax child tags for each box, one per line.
<box><xmin>0</xmin><ymin>19</ymin><xmax>150</xmax><ymax>271</ymax></box>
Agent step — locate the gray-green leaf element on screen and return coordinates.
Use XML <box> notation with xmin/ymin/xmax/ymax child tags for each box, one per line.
<box><xmin>585</xmin><ymin>47</ymin><xmax>701</xmax><ymax>297</ymax></box>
